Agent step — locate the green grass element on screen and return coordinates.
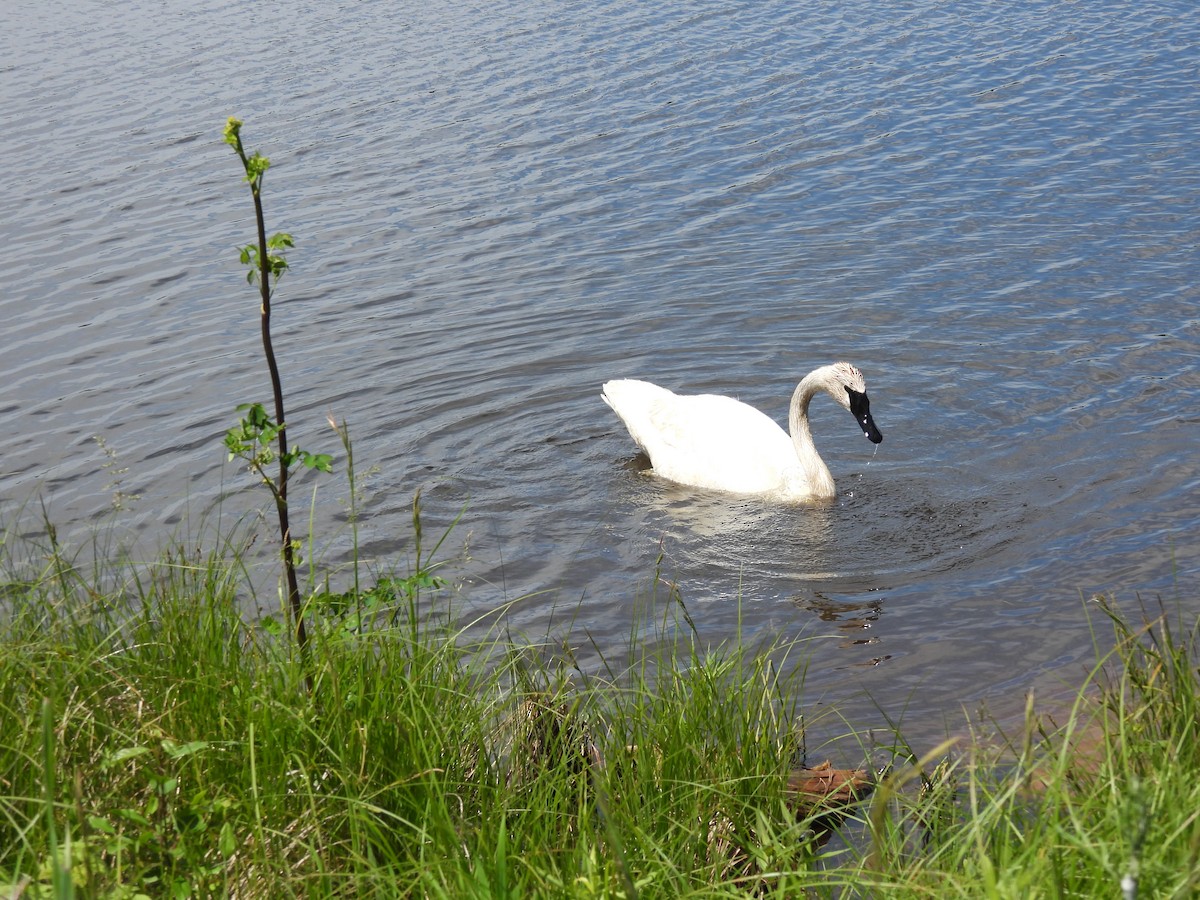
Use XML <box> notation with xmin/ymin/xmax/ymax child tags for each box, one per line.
<box><xmin>1</xmin><ymin>511</ymin><xmax>1198</xmax><ymax>898</ymax></box>
<box><xmin>830</xmin><ymin>597</ymin><xmax>1200</xmax><ymax>899</ymax></box>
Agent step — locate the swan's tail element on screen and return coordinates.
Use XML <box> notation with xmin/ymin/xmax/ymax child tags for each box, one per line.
<box><xmin>601</xmin><ymin>379</ymin><xmax>659</xmax><ymax>413</ymax></box>
<box><xmin>601</xmin><ymin>379</ymin><xmax>677</xmax><ymax>454</ymax></box>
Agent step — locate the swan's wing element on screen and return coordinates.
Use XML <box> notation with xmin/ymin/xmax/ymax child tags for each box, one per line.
<box><xmin>603</xmin><ymin>381</ymin><xmax>797</xmax><ymax>493</ymax></box>
<box><xmin>651</xmin><ymin>394</ymin><xmax>798</xmax><ymax>491</ymax></box>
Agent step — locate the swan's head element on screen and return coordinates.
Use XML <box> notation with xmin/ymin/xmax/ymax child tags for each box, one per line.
<box><xmin>827</xmin><ymin>362</ymin><xmax>883</xmax><ymax>444</ymax></box>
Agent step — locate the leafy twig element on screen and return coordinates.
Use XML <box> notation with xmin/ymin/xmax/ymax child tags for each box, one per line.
<box><xmin>222</xmin><ymin>117</ymin><xmax>331</xmax><ymax>688</ymax></box>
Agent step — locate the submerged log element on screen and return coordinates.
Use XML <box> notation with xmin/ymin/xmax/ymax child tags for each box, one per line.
<box><xmin>785</xmin><ymin>760</ymin><xmax>874</xmax><ymax>816</ymax></box>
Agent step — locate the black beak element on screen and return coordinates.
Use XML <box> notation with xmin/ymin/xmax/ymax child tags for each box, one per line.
<box><xmin>846</xmin><ymin>388</ymin><xmax>883</xmax><ymax>444</ymax></box>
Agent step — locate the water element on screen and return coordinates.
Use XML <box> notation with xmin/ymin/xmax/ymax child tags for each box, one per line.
<box><xmin>2</xmin><ymin>0</ymin><xmax>1198</xmax><ymax>749</ymax></box>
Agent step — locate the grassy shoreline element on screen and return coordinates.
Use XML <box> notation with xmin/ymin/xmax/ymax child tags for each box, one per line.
<box><xmin>2</xmin><ymin>514</ymin><xmax>1198</xmax><ymax>897</ymax></box>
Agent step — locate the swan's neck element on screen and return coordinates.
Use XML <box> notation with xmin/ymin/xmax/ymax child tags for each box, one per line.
<box><xmin>787</xmin><ymin>373</ymin><xmax>836</xmax><ymax>498</ymax></box>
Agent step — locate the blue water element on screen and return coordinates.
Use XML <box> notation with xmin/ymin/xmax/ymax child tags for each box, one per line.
<box><xmin>2</xmin><ymin>0</ymin><xmax>1198</xmax><ymax>748</ymax></box>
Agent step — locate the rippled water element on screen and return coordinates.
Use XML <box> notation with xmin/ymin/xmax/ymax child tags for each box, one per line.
<box><xmin>3</xmin><ymin>0</ymin><xmax>1198</xmax><ymax>747</ymax></box>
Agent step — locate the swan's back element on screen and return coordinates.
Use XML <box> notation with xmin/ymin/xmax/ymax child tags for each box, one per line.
<box><xmin>601</xmin><ymin>379</ymin><xmax>798</xmax><ymax>495</ymax></box>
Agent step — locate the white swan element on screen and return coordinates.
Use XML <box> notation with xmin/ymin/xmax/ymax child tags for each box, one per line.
<box><xmin>601</xmin><ymin>361</ymin><xmax>882</xmax><ymax>501</ymax></box>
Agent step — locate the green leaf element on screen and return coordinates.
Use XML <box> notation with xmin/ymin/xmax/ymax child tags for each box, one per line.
<box><xmin>104</xmin><ymin>745</ymin><xmax>152</xmax><ymax>768</ymax></box>
<box><xmin>301</xmin><ymin>452</ymin><xmax>333</xmax><ymax>472</ymax></box>
<box><xmin>88</xmin><ymin>815</ymin><xmax>116</xmax><ymax>835</ymax></box>
<box><xmin>162</xmin><ymin>739</ymin><xmax>210</xmax><ymax>760</ymax></box>
<box><xmin>244</xmin><ymin>403</ymin><xmax>271</xmax><ymax>428</ymax></box>
<box><xmin>223</xmin><ymin>117</ymin><xmax>243</xmax><ymax>146</ymax></box>
<box><xmin>219</xmin><ymin>821</ymin><xmax>237</xmax><ymax>858</ymax></box>
<box><xmin>246</xmin><ymin>153</ymin><xmax>270</xmax><ymax>180</ymax></box>
<box><xmin>117</xmin><ymin>807</ymin><xmax>153</xmax><ymax>827</ymax></box>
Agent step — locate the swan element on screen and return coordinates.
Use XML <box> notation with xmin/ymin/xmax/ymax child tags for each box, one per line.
<box><xmin>601</xmin><ymin>361</ymin><xmax>882</xmax><ymax>501</ymax></box>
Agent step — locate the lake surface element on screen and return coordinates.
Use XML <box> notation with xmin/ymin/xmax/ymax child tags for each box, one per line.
<box><xmin>3</xmin><ymin>0</ymin><xmax>1198</xmax><ymax>750</ymax></box>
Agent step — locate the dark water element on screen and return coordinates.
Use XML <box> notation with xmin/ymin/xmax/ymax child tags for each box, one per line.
<box><xmin>3</xmin><ymin>0</ymin><xmax>1198</xmax><ymax>748</ymax></box>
